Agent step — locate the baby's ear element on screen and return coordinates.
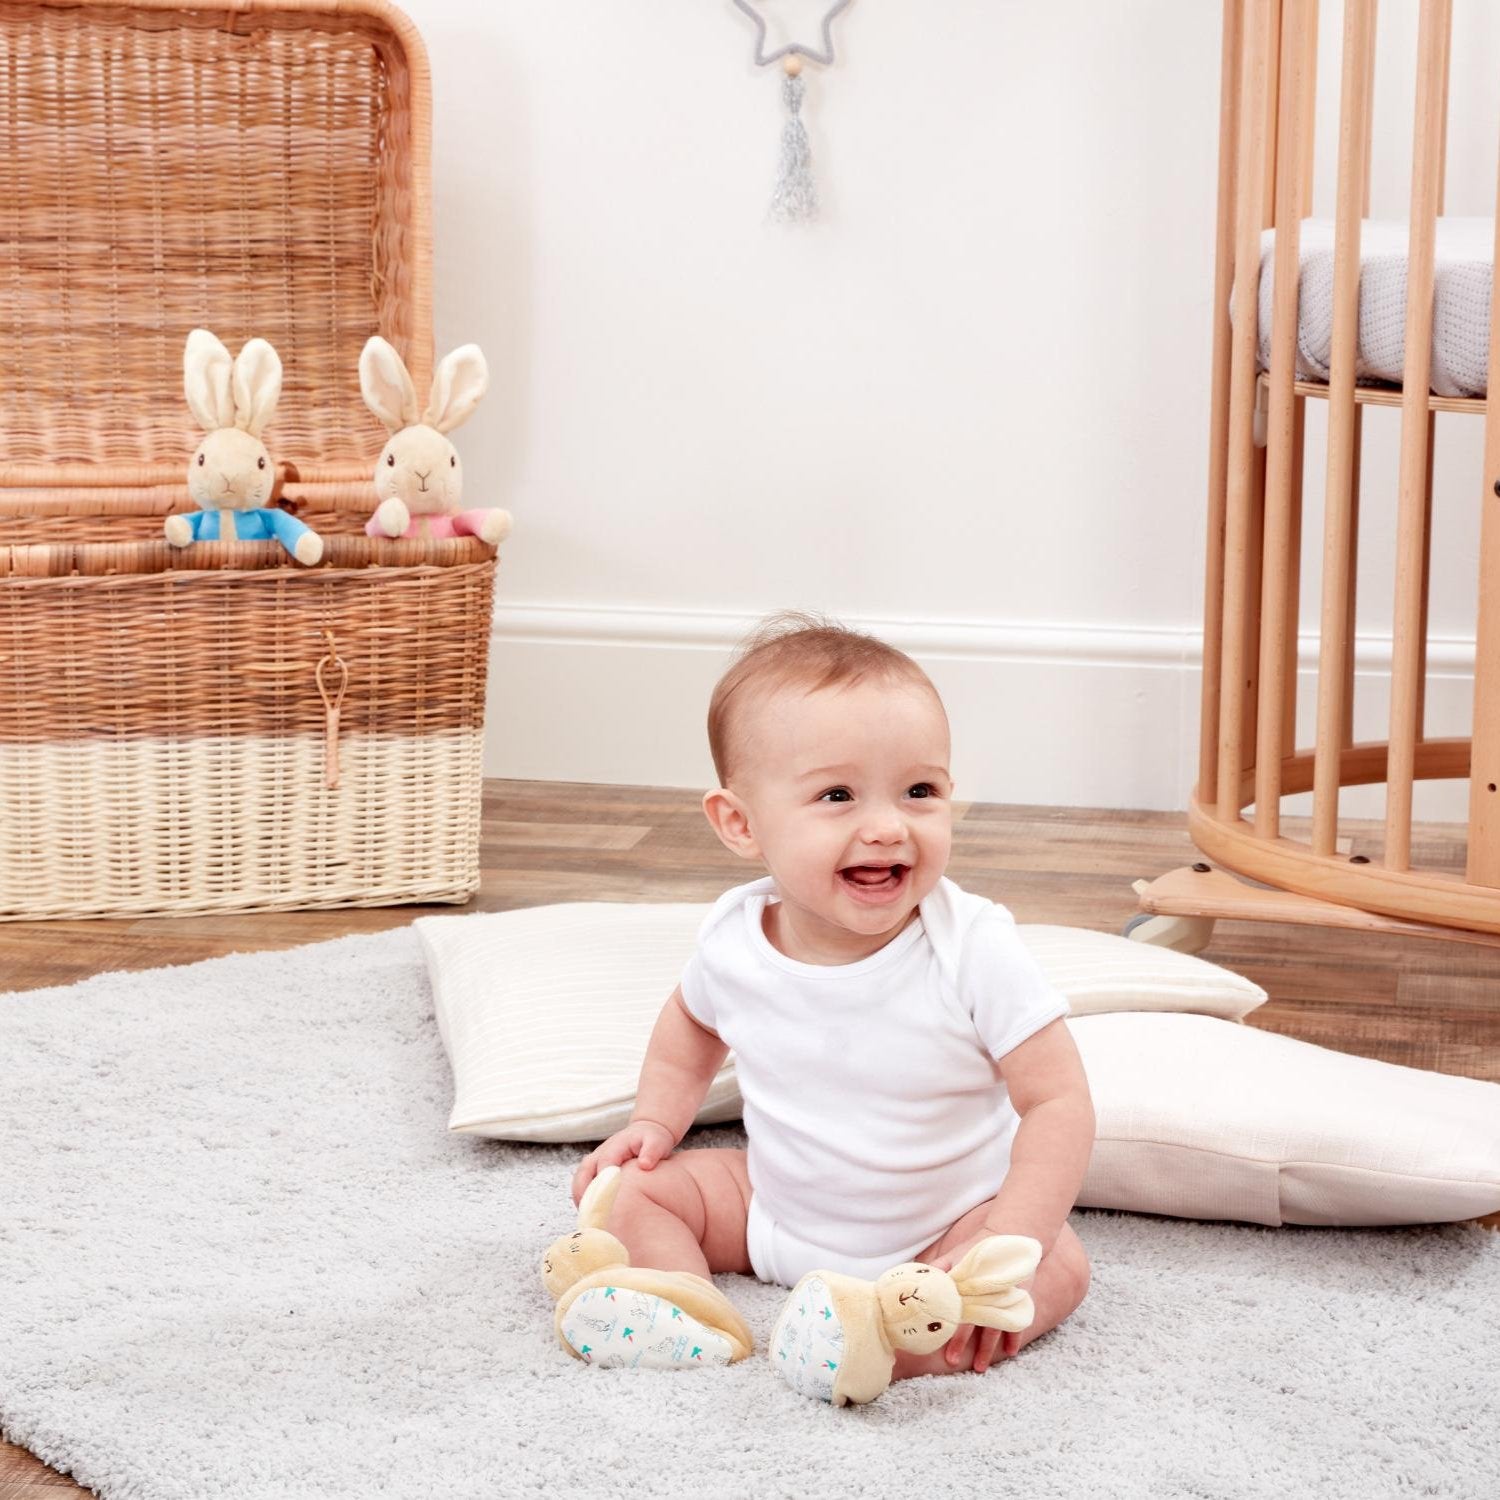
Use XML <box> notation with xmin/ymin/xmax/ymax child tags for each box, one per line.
<box><xmin>702</xmin><ymin>788</ymin><xmax>759</xmax><ymax>860</ymax></box>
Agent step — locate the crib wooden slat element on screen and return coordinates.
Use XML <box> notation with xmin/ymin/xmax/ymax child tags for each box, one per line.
<box><xmin>1312</xmin><ymin>0</ymin><xmax>1377</xmax><ymax>856</ymax></box>
<box><xmin>1417</xmin><ymin>411</ymin><xmax>1436</xmax><ymax>736</ymax></box>
<box><xmin>1261</xmin><ymin>0</ymin><xmax>1286</xmax><ymax>228</ymax></box>
<box><xmin>1466</xmin><ymin>154</ymin><xmax>1500</xmax><ymax>884</ymax></box>
<box><xmin>1283</xmin><ymin>395</ymin><xmax>1306</xmax><ymax>759</ymax></box>
<box><xmin>1344</xmin><ymin>406</ymin><xmax>1363</xmax><ymax>750</ymax></box>
<box><xmin>1218</xmin><ymin>0</ymin><xmax>1277</xmax><ymax>820</ymax></box>
<box><xmin>1299</xmin><ymin>0</ymin><xmax>1318</xmax><ymax>216</ymax></box>
<box><xmin>1255</xmin><ymin>0</ymin><xmax>1316</xmax><ymax>838</ymax></box>
<box><xmin>1199</xmin><ymin>0</ymin><xmax>1247</xmax><ymax>805</ymax></box>
<box><xmin>1385</xmin><ymin>0</ymin><xmax>1450</xmax><ymax>873</ymax></box>
<box><xmin>1417</xmin><ymin>3</ymin><xmax>1451</xmax><ymax>742</ymax></box>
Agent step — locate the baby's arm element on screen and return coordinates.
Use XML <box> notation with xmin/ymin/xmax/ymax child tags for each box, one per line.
<box><xmin>983</xmin><ymin>1018</ymin><xmax>1095</xmax><ymax>1253</ymax></box>
<box><xmin>570</xmin><ymin>986</ymin><xmax>728</xmax><ymax>1206</ymax></box>
<box><xmin>931</xmin><ymin>1019</ymin><xmax>1094</xmax><ymax>1371</ymax></box>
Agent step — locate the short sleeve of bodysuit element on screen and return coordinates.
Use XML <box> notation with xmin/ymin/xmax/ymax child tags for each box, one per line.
<box><xmin>678</xmin><ymin>943</ymin><xmax>718</xmax><ymax>1035</ymax></box>
<box><xmin>957</xmin><ymin>904</ymin><xmax>1070</xmax><ymax>1060</ymax></box>
<box><xmin>678</xmin><ymin>879</ymin><xmax>769</xmax><ymax>1037</ymax></box>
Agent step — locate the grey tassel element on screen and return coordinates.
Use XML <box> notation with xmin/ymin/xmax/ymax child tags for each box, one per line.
<box><xmin>770</xmin><ymin>72</ymin><xmax>817</xmax><ymax>224</ymax></box>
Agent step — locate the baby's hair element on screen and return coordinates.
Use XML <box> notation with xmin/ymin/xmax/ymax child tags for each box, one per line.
<box><xmin>707</xmin><ymin>610</ymin><xmax>944</xmax><ymax>785</ymax></box>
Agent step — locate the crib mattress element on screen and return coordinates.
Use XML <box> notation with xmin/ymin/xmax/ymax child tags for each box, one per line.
<box><xmin>1253</xmin><ymin>217</ymin><xmax>1494</xmax><ymax>399</ymax></box>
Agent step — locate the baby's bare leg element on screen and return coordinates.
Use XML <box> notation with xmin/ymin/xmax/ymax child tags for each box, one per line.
<box><xmin>891</xmin><ymin>1216</ymin><xmax>1091</xmax><ymax>1381</ymax></box>
<box><xmin>605</xmin><ymin>1148</ymin><xmax>752</xmax><ymax>1279</ymax></box>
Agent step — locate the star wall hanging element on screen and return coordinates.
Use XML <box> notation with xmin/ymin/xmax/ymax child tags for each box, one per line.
<box><xmin>730</xmin><ymin>0</ymin><xmax>855</xmax><ymax>223</ymax></box>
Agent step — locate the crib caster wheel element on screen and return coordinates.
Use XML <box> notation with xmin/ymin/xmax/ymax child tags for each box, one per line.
<box><xmin>1122</xmin><ymin>912</ymin><xmax>1216</xmax><ymax>956</ymax></box>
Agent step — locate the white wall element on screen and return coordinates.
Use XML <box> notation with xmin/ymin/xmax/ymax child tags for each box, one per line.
<box><xmin>410</xmin><ymin>0</ymin><xmax>1493</xmax><ymax>815</ymax></box>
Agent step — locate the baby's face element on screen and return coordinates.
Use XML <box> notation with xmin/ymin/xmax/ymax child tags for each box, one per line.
<box><xmin>727</xmin><ymin>678</ymin><xmax>953</xmax><ymax>961</ymax></box>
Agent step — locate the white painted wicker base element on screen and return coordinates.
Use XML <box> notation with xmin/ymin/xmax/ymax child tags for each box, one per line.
<box><xmin>0</xmin><ymin>729</ymin><xmax>484</xmax><ymax>919</ymax></box>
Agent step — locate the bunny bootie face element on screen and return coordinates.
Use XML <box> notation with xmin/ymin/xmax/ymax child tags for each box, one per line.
<box><xmin>374</xmin><ymin>425</ymin><xmax>462</xmax><ymax>515</ymax></box>
<box><xmin>541</xmin><ymin>1225</ymin><xmax>629</xmax><ymax>1300</ymax></box>
<box><xmin>874</xmin><ymin>1262</ymin><xmax>964</xmax><ymax>1355</ymax></box>
<box><xmin>188</xmin><ymin>427</ymin><xmax>274</xmax><ymax>510</ymax></box>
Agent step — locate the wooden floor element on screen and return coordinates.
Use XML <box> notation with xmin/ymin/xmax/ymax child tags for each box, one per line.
<box><xmin>2</xmin><ymin>779</ymin><xmax>1498</xmax><ymax>1495</ymax></box>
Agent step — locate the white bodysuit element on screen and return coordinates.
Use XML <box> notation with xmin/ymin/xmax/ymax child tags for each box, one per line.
<box><xmin>678</xmin><ymin>875</ymin><xmax>1069</xmax><ymax>1287</ymax></box>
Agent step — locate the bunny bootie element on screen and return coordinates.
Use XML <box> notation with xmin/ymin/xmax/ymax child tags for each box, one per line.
<box><xmin>769</xmin><ymin>1235</ymin><xmax>1042</xmax><ymax>1406</ymax></box>
<box><xmin>542</xmin><ymin>1165</ymin><xmax>754</xmax><ymax>1371</ymax></box>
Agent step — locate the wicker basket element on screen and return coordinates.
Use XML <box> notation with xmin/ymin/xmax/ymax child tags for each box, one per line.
<box><xmin>0</xmin><ymin>0</ymin><xmax>499</xmax><ymax>919</ymax></box>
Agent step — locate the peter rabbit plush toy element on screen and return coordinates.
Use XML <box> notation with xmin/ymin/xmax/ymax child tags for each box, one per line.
<box><xmin>164</xmin><ymin>329</ymin><xmax>324</xmax><ymax>565</ymax></box>
<box><xmin>541</xmin><ymin>1166</ymin><xmax>753</xmax><ymax>1371</ymax></box>
<box><xmin>770</xmin><ymin>1235</ymin><xmax>1042</xmax><ymax>1406</ymax></box>
<box><xmin>359</xmin><ymin>336</ymin><xmax>513</xmax><ymax>545</ymax></box>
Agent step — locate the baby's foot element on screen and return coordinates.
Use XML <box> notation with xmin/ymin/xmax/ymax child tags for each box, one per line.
<box><xmin>560</xmin><ymin>1286</ymin><xmax>734</xmax><ymax>1371</ymax></box>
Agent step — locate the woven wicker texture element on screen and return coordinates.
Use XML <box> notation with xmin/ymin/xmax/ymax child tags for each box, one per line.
<box><xmin>0</xmin><ymin>0</ymin><xmax>430</xmax><ymax>491</ymax></box>
<box><xmin>0</xmin><ymin>728</ymin><xmax>486</xmax><ymax>917</ymax></box>
<box><xmin>0</xmin><ymin>542</ymin><xmax>495</xmax><ymax>916</ymax></box>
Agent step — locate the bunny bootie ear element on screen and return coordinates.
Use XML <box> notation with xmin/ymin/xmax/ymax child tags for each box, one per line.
<box><xmin>540</xmin><ymin>1166</ymin><xmax>630</xmax><ymax>1299</ymax></box>
<box><xmin>950</xmin><ymin>1234</ymin><xmax>1043</xmax><ymax>1333</ymax></box>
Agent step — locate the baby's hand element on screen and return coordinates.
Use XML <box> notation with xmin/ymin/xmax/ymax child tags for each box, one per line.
<box><xmin>570</xmin><ymin>1119</ymin><xmax>677</xmax><ymax>1206</ymax></box>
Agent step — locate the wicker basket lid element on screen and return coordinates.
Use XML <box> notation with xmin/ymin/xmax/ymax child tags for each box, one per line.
<box><xmin>0</xmin><ymin>0</ymin><xmax>433</xmax><ymax>506</ymax></box>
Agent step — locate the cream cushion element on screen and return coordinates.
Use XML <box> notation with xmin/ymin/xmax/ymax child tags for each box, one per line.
<box><xmin>418</xmin><ymin>903</ymin><xmax>1500</xmax><ymax>1225</ymax></box>
<box><xmin>416</xmin><ymin>900</ymin><xmax>1264</xmax><ymax>1143</ymax></box>
<box><xmin>1072</xmin><ymin>1012</ymin><xmax>1500</xmax><ymax>1225</ymax></box>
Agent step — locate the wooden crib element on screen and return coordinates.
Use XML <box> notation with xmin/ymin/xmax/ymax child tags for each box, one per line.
<box><xmin>1132</xmin><ymin>0</ymin><xmax>1500</xmax><ymax>954</ymax></box>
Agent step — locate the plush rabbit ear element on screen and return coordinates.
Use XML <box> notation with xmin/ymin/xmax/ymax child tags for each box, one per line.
<box><xmin>961</xmin><ymin>1285</ymin><xmax>1036</xmax><ymax>1333</ymax></box>
<box><xmin>184</xmin><ymin>328</ymin><xmax>235</xmax><ymax>432</ymax></box>
<box><xmin>577</xmin><ymin>1165</ymin><xmax>623</xmax><ymax>1232</ymax></box>
<box><xmin>360</xmin><ymin>336</ymin><xmax>419</xmax><ymax>433</ymax></box>
<box><xmin>952</xmin><ymin>1235</ymin><xmax>1043</xmax><ymax>1332</ymax></box>
<box><xmin>423</xmin><ymin>344</ymin><xmax>488</xmax><ymax>434</ymax></box>
<box><xmin>231</xmin><ymin>338</ymin><xmax>282</xmax><ymax>437</ymax></box>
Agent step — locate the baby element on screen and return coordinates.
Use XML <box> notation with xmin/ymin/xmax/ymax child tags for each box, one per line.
<box><xmin>569</xmin><ymin>613</ymin><xmax>1095</xmax><ymax>1388</ymax></box>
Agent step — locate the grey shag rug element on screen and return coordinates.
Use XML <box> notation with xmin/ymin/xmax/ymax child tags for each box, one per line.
<box><xmin>2</xmin><ymin>926</ymin><xmax>1497</xmax><ymax>1500</ymax></box>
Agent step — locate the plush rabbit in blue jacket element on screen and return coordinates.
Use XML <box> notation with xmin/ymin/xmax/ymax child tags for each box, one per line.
<box><xmin>164</xmin><ymin>329</ymin><xmax>324</xmax><ymax>566</ymax></box>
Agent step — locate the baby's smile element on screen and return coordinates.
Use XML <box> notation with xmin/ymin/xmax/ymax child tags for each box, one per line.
<box><xmin>838</xmin><ymin>862</ymin><xmax>910</xmax><ymax>904</ymax></box>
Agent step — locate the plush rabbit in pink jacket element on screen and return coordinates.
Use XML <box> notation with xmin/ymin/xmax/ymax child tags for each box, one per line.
<box><xmin>360</xmin><ymin>336</ymin><xmax>513</xmax><ymax>545</ymax></box>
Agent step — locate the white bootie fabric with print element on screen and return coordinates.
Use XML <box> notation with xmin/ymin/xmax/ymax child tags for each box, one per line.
<box><xmin>561</xmin><ymin>1285</ymin><xmax>735</xmax><ymax>1370</ymax></box>
<box><xmin>770</xmin><ymin>1274</ymin><xmax>845</xmax><ymax>1402</ymax></box>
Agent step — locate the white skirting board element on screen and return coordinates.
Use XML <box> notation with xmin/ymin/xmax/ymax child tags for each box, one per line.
<box><xmin>483</xmin><ymin>603</ymin><xmax>1478</xmax><ymax>819</ymax></box>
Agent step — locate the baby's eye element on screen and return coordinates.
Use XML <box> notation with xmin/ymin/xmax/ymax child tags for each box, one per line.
<box><xmin>818</xmin><ymin>788</ymin><xmax>852</xmax><ymax>803</ymax></box>
<box><xmin>907</xmin><ymin>783</ymin><xmax>936</xmax><ymax>799</ymax></box>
